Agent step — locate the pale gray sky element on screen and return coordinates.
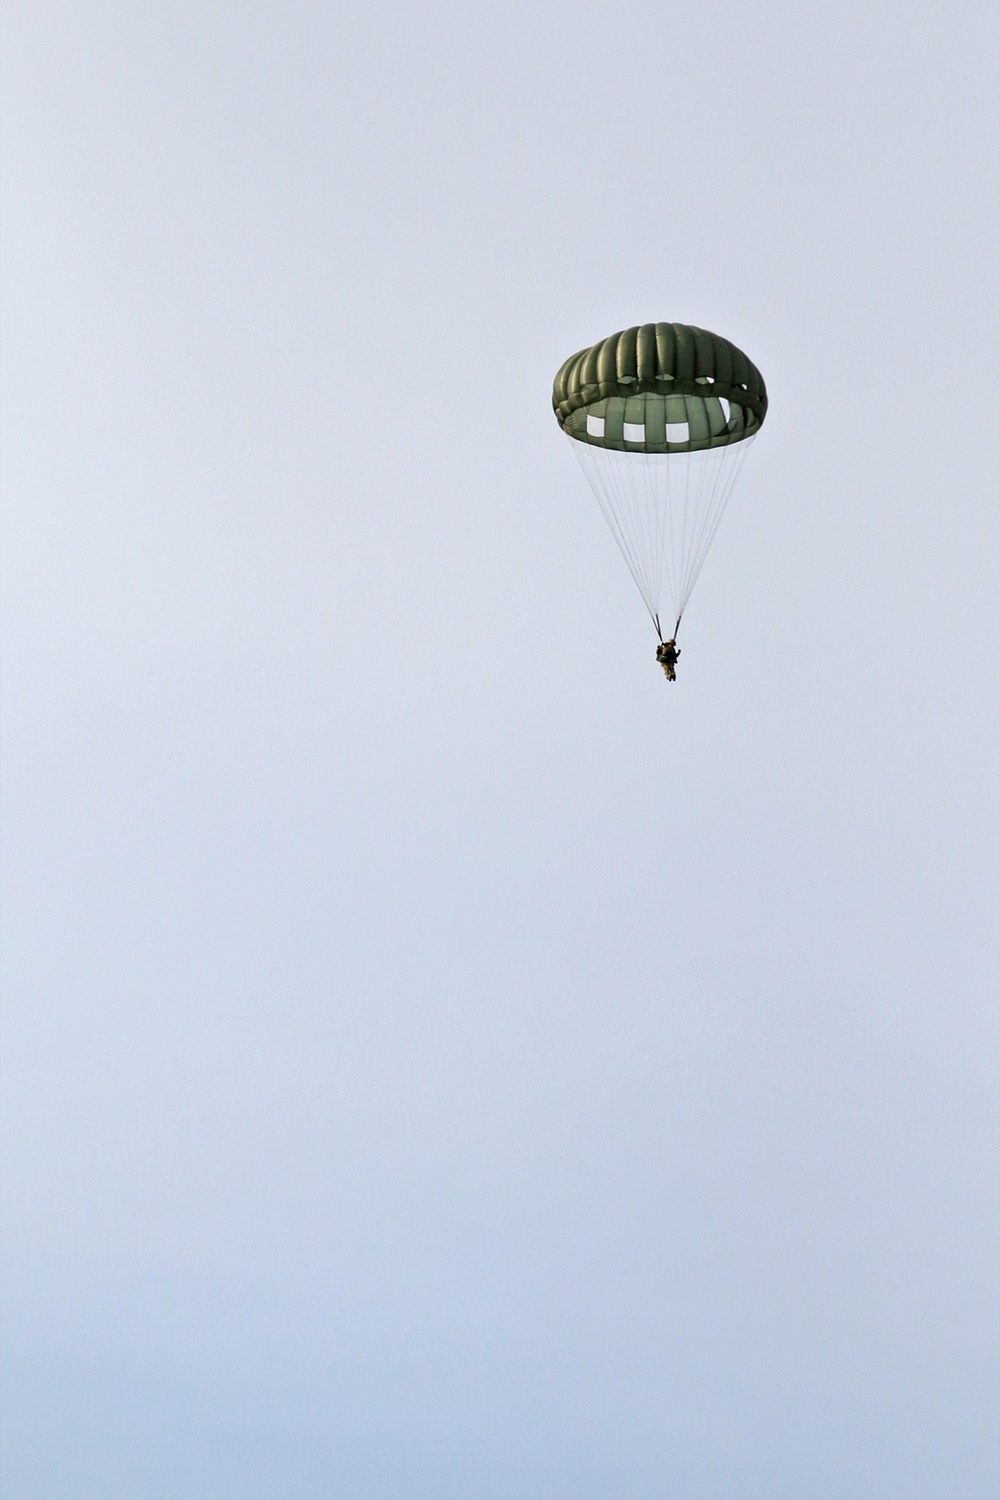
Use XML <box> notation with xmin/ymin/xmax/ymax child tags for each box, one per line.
<box><xmin>2</xmin><ymin>2</ymin><xmax>998</xmax><ymax>1496</ymax></box>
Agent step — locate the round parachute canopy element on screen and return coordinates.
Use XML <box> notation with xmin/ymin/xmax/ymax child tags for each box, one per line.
<box><xmin>553</xmin><ymin>323</ymin><xmax>767</xmax><ymax>636</ymax></box>
<box><xmin>553</xmin><ymin>323</ymin><xmax>767</xmax><ymax>452</ymax></box>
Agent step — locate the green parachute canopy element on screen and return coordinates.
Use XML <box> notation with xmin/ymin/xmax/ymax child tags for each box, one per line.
<box><xmin>553</xmin><ymin>323</ymin><xmax>768</xmax><ymax>647</ymax></box>
<box><xmin>553</xmin><ymin>323</ymin><xmax>767</xmax><ymax>454</ymax></box>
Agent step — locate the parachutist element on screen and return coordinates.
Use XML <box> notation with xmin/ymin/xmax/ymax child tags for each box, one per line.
<box><xmin>656</xmin><ymin>639</ymin><xmax>680</xmax><ymax>681</ymax></box>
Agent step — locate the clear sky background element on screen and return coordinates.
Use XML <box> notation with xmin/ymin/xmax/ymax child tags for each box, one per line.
<box><xmin>2</xmin><ymin>2</ymin><xmax>998</xmax><ymax>1496</ymax></box>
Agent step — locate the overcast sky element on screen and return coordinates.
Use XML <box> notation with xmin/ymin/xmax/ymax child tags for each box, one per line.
<box><xmin>2</xmin><ymin>2</ymin><xmax>998</xmax><ymax>1496</ymax></box>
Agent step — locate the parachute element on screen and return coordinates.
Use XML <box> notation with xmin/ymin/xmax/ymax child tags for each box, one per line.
<box><xmin>553</xmin><ymin>323</ymin><xmax>767</xmax><ymax>672</ymax></box>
